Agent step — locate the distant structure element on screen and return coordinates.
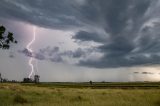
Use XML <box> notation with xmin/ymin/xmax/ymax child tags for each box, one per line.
<box><xmin>0</xmin><ymin>73</ymin><xmax>2</xmax><ymax>83</ymax></box>
<box><xmin>34</xmin><ymin>75</ymin><xmax>40</xmax><ymax>83</ymax></box>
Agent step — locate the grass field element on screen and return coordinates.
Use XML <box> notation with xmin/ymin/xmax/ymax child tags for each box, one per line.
<box><xmin>0</xmin><ymin>82</ymin><xmax>160</xmax><ymax>106</ymax></box>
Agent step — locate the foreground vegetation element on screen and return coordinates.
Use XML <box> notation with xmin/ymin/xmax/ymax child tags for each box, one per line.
<box><xmin>0</xmin><ymin>82</ymin><xmax>160</xmax><ymax>106</ymax></box>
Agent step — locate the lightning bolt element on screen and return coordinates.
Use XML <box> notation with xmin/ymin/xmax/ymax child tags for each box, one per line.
<box><xmin>26</xmin><ymin>26</ymin><xmax>36</xmax><ymax>78</ymax></box>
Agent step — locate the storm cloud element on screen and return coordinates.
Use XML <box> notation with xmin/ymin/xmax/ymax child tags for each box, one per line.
<box><xmin>73</xmin><ymin>0</ymin><xmax>160</xmax><ymax>68</ymax></box>
<box><xmin>19</xmin><ymin>46</ymin><xmax>96</xmax><ymax>64</ymax></box>
<box><xmin>1</xmin><ymin>0</ymin><xmax>160</xmax><ymax>68</ymax></box>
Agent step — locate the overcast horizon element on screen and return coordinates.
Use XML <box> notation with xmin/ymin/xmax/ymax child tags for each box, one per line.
<box><xmin>1</xmin><ymin>0</ymin><xmax>160</xmax><ymax>82</ymax></box>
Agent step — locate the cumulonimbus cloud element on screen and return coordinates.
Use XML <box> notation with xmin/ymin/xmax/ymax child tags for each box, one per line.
<box><xmin>2</xmin><ymin>0</ymin><xmax>160</xmax><ymax>68</ymax></box>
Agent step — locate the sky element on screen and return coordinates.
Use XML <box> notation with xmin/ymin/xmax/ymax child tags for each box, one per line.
<box><xmin>1</xmin><ymin>0</ymin><xmax>160</xmax><ymax>82</ymax></box>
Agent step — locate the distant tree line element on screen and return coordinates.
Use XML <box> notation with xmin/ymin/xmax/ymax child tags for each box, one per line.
<box><xmin>0</xmin><ymin>73</ymin><xmax>40</xmax><ymax>83</ymax></box>
<box><xmin>0</xmin><ymin>73</ymin><xmax>19</xmax><ymax>83</ymax></box>
<box><xmin>23</xmin><ymin>75</ymin><xmax>40</xmax><ymax>83</ymax></box>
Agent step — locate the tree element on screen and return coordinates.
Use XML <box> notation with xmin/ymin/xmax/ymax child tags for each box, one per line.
<box><xmin>0</xmin><ymin>25</ymin><xmax>17</xmax><ymax>49</ymax></box>
<box><xmin>34</xmin><ymin>75</ymin><xmax>40</xmax><ymax>83</ymax></box>
<box><xmin>89</xmin><ymin>80</ymin><xmax>93</xmax><ymax>85</ymax></box>
<box><xmin>0</xmin><ymin>73</ymin><xmax>2</xmax><ymax>83</ymax></box>
<box><xmin>23</xmin><ymin>78</ymin><xmax>33</xmax><ymax>83</ymax></box>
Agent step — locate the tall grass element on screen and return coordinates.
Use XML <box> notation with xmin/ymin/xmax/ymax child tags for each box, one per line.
<box><xmin>13</xmin><ymin>94</ymin><xmax>28</xmax><ymax>104</ymax></box>
<box><xmin>0</xmin><ymin>83</ymin><xmax>160</xmax><ymax>106</ymax></box>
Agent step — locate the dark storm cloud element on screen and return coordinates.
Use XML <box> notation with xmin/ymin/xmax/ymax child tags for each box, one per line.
<box><xmin>61</xmin><ymin>48</ymin><xmax>87</xmax><ymax>58</ymax></box>
<box><xmin>134</xmin><ymin>71</ymin><xmax>154</xmax><ymax>74</ymax></box>
<box><xmin>39</xmin><ymin>46</ymin><xmax>64</xmax><ymax>62</ymax></box>
<box><xmin>18</xmin><ymin>48</ymin><xmax>32</xmax><ymax>57</ymax></box>
<box><xmin>18</xmin><ymin>48</ymin><xmax>46</xmax><ymax>60</ymax></box>
<box><xmin>142</xmin><ymin>72</ymin><xmax>154</xmax><ymax>74</ymax></box>
<box><xmin>134</xmin><ymin>72</ymin><xmax>139</xmax><ymax>74</ymax></box>
<box><xmin>50</xmin><ymin>55</ymin><xmax>63</xmax><ymax>63</ymax></box>
<box><xmin>74</xmin><ymin>0</ymin><xmax>160</xmax><ymax>68</ymax></box>
<box><xmin>73</xmin><ymin>31</ymin><xmax>107</xmax><ymax>43</ymax></box>
<box><xmin>1</xmin><ymin>0</ymin><xmax>160</xmax><ymax>68</ymax></box>
<box><xmin>39</xmin><ymin>46</ymin><xmax>93</xmax><ymax>59</ymax></box>
<box><xmin>34</xmin><ymin>53</ymin><xmax>45</xmax><ymax>60</ymax></box>
<box><xmin>19</xmin><ymin>46</ymin><xmax>93</xmax><ymax>63</ymax></box>
<box><xmin>0</xmin><ymin>0</ymin><xmax>82</xmax><ymax>29</ymax></box>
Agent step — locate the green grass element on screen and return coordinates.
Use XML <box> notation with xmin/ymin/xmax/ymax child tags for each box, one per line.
<box><xmin>0</xmin><ymin>83</ymin><xmax>160</xmax><ymax>106</ymax></box>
